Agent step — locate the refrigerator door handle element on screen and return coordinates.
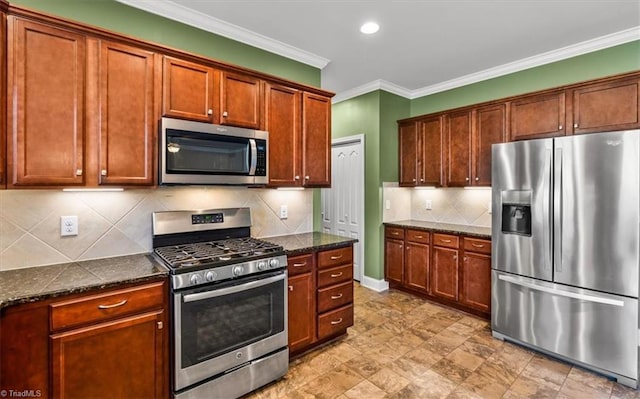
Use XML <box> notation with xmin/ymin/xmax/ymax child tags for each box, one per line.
<box><xmin>554</xmin><ymin>148</ymin><xmax>563</xmax><ymax>273</ymax></box>
<box><xmin>543</xmin><ymin>148</ymin><xmax>552</xmax><ymax>271</ymax></box>
<box><xmin>498</xmin><ymin>274</ymin><xmax>625</xmax><ymax>307</ymax></box>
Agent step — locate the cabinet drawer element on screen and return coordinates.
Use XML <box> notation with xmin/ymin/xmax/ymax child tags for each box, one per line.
<box><xmin>287</xmin><ymin>253</ymin><xmax>313</xmax><ymax>276</ymax></box>
<box><xmin>406</xmin><ymin>229</ymin><xmax>429</xmax><ymax>244</ymax></box>
<box><xmin>317</xmin><ymin>246</ymin><xmax>353</xmax><ymax>269</ymax></box>
<box><xmin>463</xmin><ymin>237</ymin><xmax>491</xmax><ymax>254</ymax></box>
<box><xmin>50</xmin><ymin>281</ymin><xmax>165</xmax><ymax>331</ymax></box>
<box><xmin>385</xmin><ymin>227</ymin><xmax>405</xmax><ymax>240</ymax></box>
<box><xmin>317</xmin><ymin>264</ymin><xmax>352</xmax><ymax>288</ymax></box>
<box><xmin>317</xmin><ymin>304</ymin><xmax>353</xmax><ymax>339</ymax></box>
<box><xmin>317</xmin><ymin>281</ymin><xmax>353</xmax><ymax>313</ymax></box>
<box><xmin>433</xmin><ymin>233</ymin><xmax>459</xmax><ymax>249</ymax></box>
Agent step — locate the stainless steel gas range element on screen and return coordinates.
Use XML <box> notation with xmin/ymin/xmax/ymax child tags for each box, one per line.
<box><xmin>152</xmin><ymin>208</ymin><xmax>289</xmax><ymax>399</ymax></box>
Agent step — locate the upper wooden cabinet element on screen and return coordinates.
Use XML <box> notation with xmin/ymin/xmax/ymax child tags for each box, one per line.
<box><xmin>473</xmin><ymin>104</ymin><xmax>507</xmax><ymax>186</ymax></box>
<box><xmin>162</xmin><ymin>56</ymin><xmax>218</xmax><ymax>123</ymax></box>
<box><xmin>7</xmin><ymin>18</ymin><xmax>86</xmax><ymax>187</ymax></box>
<box><xmin>570</xmin><ymin>78</ymin><xmax>640</xmax><ymax>134</ymax></box>
<box><xmin>265</xmin><ymin>83</ymin><xmax>302</xmax><ymax>187</ymax></box>
<box><xmin>0</xmin><ymin>4</ymin><xmax>7</xmax><ymax>188</ymax></box>
<box><xmin>445</xmin><ymin>111</ymin><xmax>473</xmax><ymax>187</ymax></box>
<box><xmin>301</xmin><ymin>92</ymin><xmax>331</xmax><ymax>187</ymax></box>
<box><xmin>510</xmin><ymin>91</ymin><xmax>566</xmax><ymax>140</ymax></box>
<box><xmin>399</xmin><ymin>117</ymin><xmax>443</xmax><ymax>187</ymax></box>
<box><xmin>220</xmin><ymin>71</ymin><xmax>262</xmax><ymax>129</ymax></box>
<box><xmin>97</xmin><ymin>41</ymin><xmax>157</xmax><ymax>185</ymax></box>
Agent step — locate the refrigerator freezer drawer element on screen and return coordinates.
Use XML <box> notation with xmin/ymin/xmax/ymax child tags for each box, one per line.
<box><xmin>492</xmin><ymin>270</ymin><xmax>638</xmax><ymax>382</ymax></box>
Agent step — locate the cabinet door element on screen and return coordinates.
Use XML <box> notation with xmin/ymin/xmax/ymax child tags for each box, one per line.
<box><xmin>445</xmin><ymin>111</ymin><xmax>472</xmax><ymax>187</ymax></box>
<box><xmin>405</xmin><ymin>241</ymin><xmax>429</xmax><ymax>292</ymax></box>
<box><xmin>51</xmin><ymin>310</ymin><xmax>166</xmax><ymax>399</ymax></box>
<box><xmin>162</xmin><ymin>56</ymin><xmax>217</xmax><ymax>123</ymax></box>
<box><xmin>98</xmin><ymin>41</ymin><xmax>156</xmax><ymax>185</ymax></box>
<box><xmin>220</xmin><ymin>71</ymin><xmax>262</xmax><ymax>129</ymax></box>
<box><xmin>510</xmin><ymin>91</ymin><xmax>566</xmax><ymax>140</ymax></box>
<box><xmin>418</xmin><ymin>116</ymin><xmax>443</xmax><ymax>186</ymax></box>
<box><xmin>399</xmin><ymin>121</ymin><xmax>418</xmax><ymax>186</ymax></box>
<box><xmin>302</xmin><ymin>92</ymin><xmax>331</xmax><ymax>187</ymax></box>
<box><xmin>287</xmin><ymin>272</ymin><xmax>315</xmax><ymax>353</ymax></box>
<box><xmin>571</xmin><ymin>78</ymin><xmax>640</xmax><ymax>134</ymax></box>
<box><xmin>473</xmin><ymin>104</ymin><xmax>506</xmax><ymax>186</ymax></box>
<box><xmin>7</xmin><ymin>18</ymin><xmax>85</xmax><ymax>186</ymax></box>
<box><xmin>431</xmin><ymin>246</ymin><xmax>459</xmax><ymax>301</ymax></box>
<box><xmin>461</xmin><ymin>251</ymin><xmax>491</xmax><ymax>313</ymax></box>
<box><xmin>0</xmin><ymin>9</ymin><xmax>6</xmax><ymax>188</ymax></box>
<box><xmin>385</xmin><ymin>238</ymin><xmax>404</xmax><ymax>285</ymax></box>
<box><xmin>265</xmin><ymin>83</ymin><xmax>302</xmax><ymax>187</ymax></box>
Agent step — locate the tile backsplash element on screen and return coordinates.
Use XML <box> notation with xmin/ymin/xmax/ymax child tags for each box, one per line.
<box><xmin>383</xmin><ymin>185</ymin><xmax>492</xmax><ymax>227</ymax></box>
<box><xmin>0</xmin><ymin>187</ymin><xmax>313</xmax><ymax>271</ymax></box>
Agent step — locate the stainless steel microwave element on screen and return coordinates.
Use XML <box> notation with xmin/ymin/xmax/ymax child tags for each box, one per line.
<box><xmin>159</xmin><ymin>117</ymin><xmax>268</xmax><ymax>185</ymax></box>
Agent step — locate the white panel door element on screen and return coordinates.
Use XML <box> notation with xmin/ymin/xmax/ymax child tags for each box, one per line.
<box><xmin>322</xmin><ymin>136</ymin><xmax>364</xmax><ymax>281</ymax></box>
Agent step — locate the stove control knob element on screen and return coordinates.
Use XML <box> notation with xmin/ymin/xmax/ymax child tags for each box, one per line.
<box><xmin>257</xmin><ymin>261</ymin><xmax>268</xmax><ymax>271</ymax></box>
<box><xmin>190</xmin><ymin>274</ymin><xmax>202</xmax><ymax>285</ymax></box>
<box><xmin>232</xmin><ymin>265</ymin><xmax>245</xmax><ymax>276</ymax></box>
<box><xmin>269</xmin><ymin>258</ymin><xmax>280</xmax><ymax>268</ymax></box>
<box><xmin>205</xmin><ymin>271</ymin><xmax>216</xmax><ymax>282</ymax></box>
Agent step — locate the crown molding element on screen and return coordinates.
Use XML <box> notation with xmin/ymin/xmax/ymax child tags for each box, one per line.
<box><xmin>114</xmin><ymin>0</ymin><xmax>330</xmax><ymax>69</ymax></box>
<box><xmin>334</xmin><ymin>26</ymin><xmax>640</xmax><ymax>104</ymax></box>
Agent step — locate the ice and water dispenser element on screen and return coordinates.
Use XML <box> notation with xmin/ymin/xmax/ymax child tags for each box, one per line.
<box><xmin>500</xmin><ymin>190</ymin><xmax>532</xmax><ymax>236</ymax></box>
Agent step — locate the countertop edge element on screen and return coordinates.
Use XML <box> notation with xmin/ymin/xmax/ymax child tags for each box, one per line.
<box><xmin>384</xmin><ymin>221</ymin><xmax>492</xmax><ymax>239</ymax></box>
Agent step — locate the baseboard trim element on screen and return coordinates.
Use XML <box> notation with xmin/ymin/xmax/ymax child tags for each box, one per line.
<box><xmin>360</xmin><ymin>276</ymin><xmax>389</xmax><ymax>292</ymax></box>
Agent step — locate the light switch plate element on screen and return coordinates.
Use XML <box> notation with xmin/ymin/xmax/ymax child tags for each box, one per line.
<box><xmin>425</xmin><ymin>199</ymin><xmax>432</xmax><ymax>210</ymax></box>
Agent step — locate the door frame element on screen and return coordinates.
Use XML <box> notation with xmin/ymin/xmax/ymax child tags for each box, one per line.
<box><xmin>322</xmin><ymin>134</ymin><xmax>365</xmax><ymax>283</ymax></box>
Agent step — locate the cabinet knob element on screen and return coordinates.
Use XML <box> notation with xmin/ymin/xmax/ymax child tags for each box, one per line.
<box><xmin>101</xmin><ymin>169</ymin><xmax>107</xmax><ymax>176</ymax></box>
<box><xmin>305</xmin><ymin>176</ymin><xmax>310</xmax><ymax>180</ymax></box>
<box><xmin>76</xmin><ymin>169</ymin><xmax>83</xmax><ymax>176</ymax></box>
<box><xmin>464</xmin><ymin>256</ymin><xmax>468</xmax><ymax>261</ymax></box>
<box><xmin>559</xmin><ymin>125</ymin><xmax>563</xmax><ymax>130</ymax></box>
<box><xmin>465</xmin><ymin>177</ymin><xmax>469</xmax><ymax>181</ymax></box>
<box><xmin>222</xmin><ymin>111</ymin><xmax>228</xmax><ymax>117</ymax></box>
<box><xmin>295</xmin><ymin>175</ymin><xmax>300</xmax><ymax>180</ymax></box>
<box><xmin>453</xmin><ymin>255</ymin><xmax>457</xmax><ymax>260</ymax></box>
<box><xmin>420</xmin><ymin>178</ymin><xmax>425</xmax><ymax>182</ymax></box>
<box><xmin>412</xmin><ymin>178</ymin><xmax>416</xmax><ymax>182</ymax></box>
<box><xmin>574</xmin><ymin>123</ymin><xmax>578</xmax><ymax>128</ymax></box>
<box><xmin>207</xmin><ymin>109</ymin><xmax>213</xmax><ymax>115</ymax></box>
<box><xmin>475</xmin><ymin>177</ymin><xmax>479</xmax><ymax>181</ymax></box>
<box><xmin>288</xmin><ymin>285</ymin><xmax>293</xmax><ymax>291</ymax></box>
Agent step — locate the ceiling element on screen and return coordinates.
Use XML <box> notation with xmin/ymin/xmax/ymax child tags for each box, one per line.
<box><xmin>118</xmin><ymin>0</ymin><xmax>640</xmax><ymax>101</ymax></box>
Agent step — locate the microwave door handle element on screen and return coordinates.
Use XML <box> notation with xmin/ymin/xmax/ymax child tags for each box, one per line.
<box><xmin>248</xmin><ymin>139</ymin><xmax>257</xmax><ymax>175</ymax></box>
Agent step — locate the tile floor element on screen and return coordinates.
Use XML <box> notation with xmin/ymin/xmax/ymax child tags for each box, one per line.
<box><xmin>247</xmin><ymin>283</ymin><xmax>639</xmax><ymax>399</ymax></box>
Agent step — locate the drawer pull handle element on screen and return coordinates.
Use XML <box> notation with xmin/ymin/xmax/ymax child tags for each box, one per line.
<box><xmin>330</xmin><ymin>255</ymin><xmax>343</xmax><ymax>260</ymax></box>
<box><xmin>440</xmin><ymin>239</ymin><xmax>452</xmax><ymax>243</ymax></box>
<box><xmin>330</xmin><ymin>318</ymin><xmax>343</xmax><ymax>325</ymax></box>
<box><xmin>331</xmin><ymin>293</ymin><xmax>343</xmax><ymax>300</ymax></box>
<box><xmin>416</xmin><ymin>235</ymin><xmax>424</xmax><ymax>239</ymax></box>
<box><xmin>288</xmin><ymin>285</ymin><xmax>293</xmax><ymax>291</ymax></box>
<box><xmin>293</xmin><ymin>262</ymin><xmax>307</xmax><ymax>267</ymax></box>
<box><xmin>471</xmin><ymin>243</ymin><xmax>485</xmax><ymax>248</ymax></box>
<box><xmin>97</xmin><ymin>299</ymin><xmax>128</xmax><ymax>310</ymax></box>
<box><xmin>330</xmin><ymin>272</ymin><xmax>343</xmax><ymax>278</ymax></box>
<box><xmin>392</xmin><ymin>232</ymin><xmax>399</xmax><ymax>236</ymax></box>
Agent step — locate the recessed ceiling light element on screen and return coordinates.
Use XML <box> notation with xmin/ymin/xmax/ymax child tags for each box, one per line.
<box><xmin>360</xmin><ymin>22</ymin><xmax>379</xmax><ymax>34</ymax></box>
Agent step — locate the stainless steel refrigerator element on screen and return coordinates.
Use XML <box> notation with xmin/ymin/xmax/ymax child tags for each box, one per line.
<box><xmin>491</xmin><ymin>130</ymin><xmax>640</xmax><ymax>388</ymax></box>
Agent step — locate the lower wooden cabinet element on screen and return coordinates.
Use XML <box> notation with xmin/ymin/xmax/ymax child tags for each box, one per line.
<box><xmin>287</xmin><ymin>253</ymin><xmax>315</xmax><ymax>354</ymax></box>
<box><xmin>0</xmin><ymin>279</ymin><xmax>168</xmax><ymax>399</ymax></box>
<box><xmin>384</xmin><ymin>225</ymin><xmax>491</xmax><ymax>317</ymax></box>
<box><xmin>287</xmin><ymin>244</ymin><xmax>354</xmax><ymax>357</ymax></box>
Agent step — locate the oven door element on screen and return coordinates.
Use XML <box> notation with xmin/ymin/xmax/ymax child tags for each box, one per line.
<box><xmin>173</xmin><ymin>270</ymin><xmax>287</xmax><ymax>391</ymax></box>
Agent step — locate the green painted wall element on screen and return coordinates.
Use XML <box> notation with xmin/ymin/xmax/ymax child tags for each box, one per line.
<box><xmin>411</xmin><ymin>40</ymin><xmax>640</xmax><ymax>116</ymax></box>
<box><xmin>11</xmin><ymin>0</ymin><xmax>320</xmax><ymax>86</ymax></box>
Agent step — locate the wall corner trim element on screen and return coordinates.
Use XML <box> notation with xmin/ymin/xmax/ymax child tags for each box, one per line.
<box><xmin>360</xmin><ymin>276</ymin><xmax>390</xmax><ymax>292</ymax></box>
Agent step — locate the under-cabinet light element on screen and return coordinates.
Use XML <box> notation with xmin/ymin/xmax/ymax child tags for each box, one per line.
<box><xmin>413</xmin><ymin>186</ymin><xmax>436</xmax><ymax>190</ymax></box>
<box><xmin>62</xmin><ymin>188</ymin><xmax>125</xmax><ymax>192</ymax></box>
<box><xmin>276</xmin><ymin>187</ymin><xmax>305</xmax><ymax>191</ymax></box>
<box><xmin>463</xmin><ymin>186</ymin><xmax>491</xmax><ymax>190</ymax></box>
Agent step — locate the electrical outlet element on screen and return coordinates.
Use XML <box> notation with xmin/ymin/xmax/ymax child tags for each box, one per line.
<box><xmin>60</xmin><ymin>216</ymin><xmax>78</xmax><ymax>236</ymax></box>
<box><xmin>425</xmin><ymin>199</ymin><xmax>432</xmax><ymax>210</ymax></box>
<box><xmin>487</xmin><ymin>201</ymin><xmax>492</xmax><ymax>214</ymax></box>
<box><xmin>279</xmin><ymin>205</ymin><xmax>288</xmax><ymax>219</ymax></box>
<box><xmin>385</xmin><ymin>200</ymin><xmax>391</xmax><ymax>210</ymax></box>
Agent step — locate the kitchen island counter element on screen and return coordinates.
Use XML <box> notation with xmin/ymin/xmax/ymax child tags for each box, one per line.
<box><xmin>0</xmin><ymin>254</ymin><xmax>168</xmax><ymax>309</ymax></box>
<box><xmin>263</xmin><ymin>232</ymin><xmax>357</xmax><ymax>256</ymax></box>
<box><xmin>384</xmin><ymin>220</ymin><xmax>491</xmax><ymax>239</ymax></box>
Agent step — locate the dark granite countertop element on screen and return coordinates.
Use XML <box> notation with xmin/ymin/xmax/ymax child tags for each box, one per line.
<box><xmin>262</xmin><ymin>232</ymin><xmax>357</xmax><ymax>255</ymax></box>
<box><xmin>0</xmin><ymin>254</ymin><xmax>169</xmax><ymax>309</ymax></box>
<box><xmin>384</xmin><ymin>220</ymin><xmax>491</xmax><ymax>239</ymax></box>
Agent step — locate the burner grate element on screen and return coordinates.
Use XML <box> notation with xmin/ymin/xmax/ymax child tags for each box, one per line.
<box><xmin>154</xmin><ymin>237</ymin><xmax>282</xmax><ymax>269</ymax></box>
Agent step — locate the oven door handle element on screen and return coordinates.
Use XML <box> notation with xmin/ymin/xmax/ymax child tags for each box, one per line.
<box><xmin>182</xmin><ymin>273</ymin><xmax>285</xmax><ymax>303</ymax></box>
